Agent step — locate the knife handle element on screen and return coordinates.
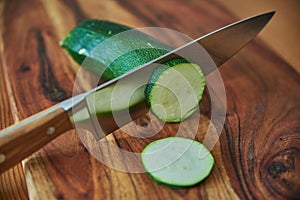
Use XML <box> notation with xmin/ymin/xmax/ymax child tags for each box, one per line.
<box><xmin>0</xmin><ymin>106</ymin><xmax>73</xmax><ymax>173</ymax></box>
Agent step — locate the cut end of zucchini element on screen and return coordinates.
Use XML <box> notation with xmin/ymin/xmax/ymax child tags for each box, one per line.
<box><xmin>145</xmin><ymin>63</ymin><xmax>206</xmax><ymax>122</ymax></box>
<box><xmin>141</xmin><ymin>137</ymin><xmax>214</xmax><ymax>187</ymax></box>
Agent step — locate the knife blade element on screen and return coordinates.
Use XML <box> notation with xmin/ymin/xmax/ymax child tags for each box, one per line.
<box><xmin>0</xmin><ymin>11</ymin><xmax>275</xmax><ymax>172</ymax></box>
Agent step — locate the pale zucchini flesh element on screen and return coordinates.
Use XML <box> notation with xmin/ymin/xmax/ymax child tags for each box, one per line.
<box><xmin>145</xmin><ymin>63</ymin><xmax>206</xmax><ymax>122</ymax></box>
<box><xmin>71</xmin><ymin>81</ymin><xmax>145</xmax><ymax>123</ymax></box>
<box><xmin>141</xmin><ymin>137</ymin><xmax>214</xmax><ymax>187</ymax></box>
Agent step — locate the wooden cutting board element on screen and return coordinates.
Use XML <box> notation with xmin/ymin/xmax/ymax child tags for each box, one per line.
<box><xmin>0</xmin><ymin>0</ymin><xmax>299</xmax><ymax>199</ymax></box>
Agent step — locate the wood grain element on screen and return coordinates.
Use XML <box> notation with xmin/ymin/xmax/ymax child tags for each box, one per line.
<box><xmin>0</xmin><ymin>59</ymin><xmax>29</xmax><ymax>200</ymax></box>
<box><xmin>0</xmin><ymin>0</ymin><xmax>299</xmax><ymax>199</ymax></box>
<box><xmin>220</xmin><ymin>44</ymin><xmax>300</xmax><ymax>199</ymax></box>
<box><xmin>0</xmin><ymin>2</ymin><xmax>29</xmax><ymax>199</ymax></box>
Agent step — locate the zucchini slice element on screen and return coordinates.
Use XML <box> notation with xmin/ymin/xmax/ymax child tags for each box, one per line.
<box><xmin>145</xmin><ymin>61</ymin><xmax>206</xmax><ymax>122</ymax></box>
<box><xmin>141</xmin><ymin>137</ymin><xmax>214</xmax><ymax>187</ymax></box>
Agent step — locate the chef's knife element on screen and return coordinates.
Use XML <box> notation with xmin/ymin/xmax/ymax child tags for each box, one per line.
<box><xmin>0</xmin><ymin>11</ymin><xmax>275</xmax><ymax>172</ymax></box>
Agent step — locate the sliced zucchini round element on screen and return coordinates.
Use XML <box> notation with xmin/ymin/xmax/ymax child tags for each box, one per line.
<box><xmin>141</xmin><ymin>137</ymin><xmax>214</xmax><ymax>187</ymax></box>
<box><xmin>145</xmin><ymin>62</ymin><xmax>206</xmax><ymax>122</ymax></box>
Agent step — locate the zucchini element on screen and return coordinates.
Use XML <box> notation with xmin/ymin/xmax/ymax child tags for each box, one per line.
<box><xmin>62</xmin><ymin>20</ymin><xmax>206</xmax><ymax>122</ymax></box>
<box><xmin>141</xmin><ymin>137</ymin><xmax>214</xmax><ymax>187</ymax></box>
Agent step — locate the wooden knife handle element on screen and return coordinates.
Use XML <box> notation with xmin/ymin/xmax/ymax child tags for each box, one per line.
<box><xmin>0</xmin><ymin>106</ymin><xmax>73</xmax><ymax>173</ymax></box>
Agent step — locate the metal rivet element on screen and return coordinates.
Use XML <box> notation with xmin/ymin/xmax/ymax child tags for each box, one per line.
<box><xmin>0</xmin><ymin>154</ymin><xmax>6</xmax><ymax>163</ymax></box>
<box><xmin>46</xmin><ymin>126</ymin><xmax>56</xmax><ymax>135</ymax></box>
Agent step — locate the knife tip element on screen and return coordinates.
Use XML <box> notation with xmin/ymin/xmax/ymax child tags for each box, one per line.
<box><xmin>264</xmin><ymin>11</ymin><xmax>276</xmax><ymax>18</ymax></box>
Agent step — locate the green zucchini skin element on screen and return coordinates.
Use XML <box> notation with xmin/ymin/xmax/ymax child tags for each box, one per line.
<box><xmin>60</xmin><ymin>20</ymin><xmax>171</xmax><ymax>80</ymax></box>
